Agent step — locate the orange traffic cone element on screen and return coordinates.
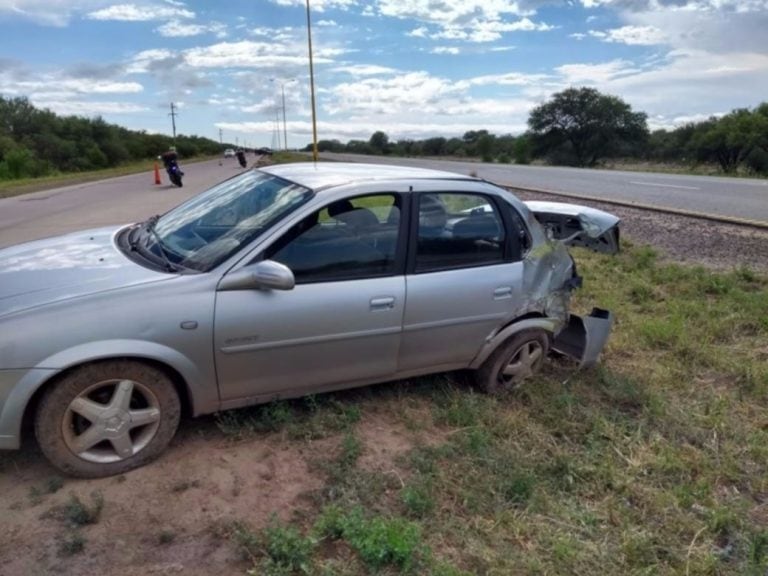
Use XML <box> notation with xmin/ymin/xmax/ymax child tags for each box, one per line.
<box><xmin>154</xmin><ymin>162</ymin><xmax>162</xmax><ymax>185</ymax></box>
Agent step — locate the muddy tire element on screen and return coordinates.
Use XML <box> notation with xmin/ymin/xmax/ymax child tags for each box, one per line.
<box><xmin>474</xmin><ymin>329</ymin><xmax>550</xmax><ymax>394</ymax></box>
<box><xmin>35</xmin><ymin>360</ymin><xmax>181</xmax><ymax>478</ymax></box>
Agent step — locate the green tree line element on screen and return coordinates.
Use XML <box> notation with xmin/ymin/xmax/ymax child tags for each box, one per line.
<box><xmin>306</xmin><ymin>87</ymin><xmax>768</xmax><ymax>176</ymax></box>
<box><xmin>0</xmin><ymin>96</ymin><xmax>223</xmax><ymax>180</ymax></box>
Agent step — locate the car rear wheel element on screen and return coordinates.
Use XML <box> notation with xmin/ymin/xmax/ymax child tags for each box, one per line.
<box><xmin>475</xmin><ymin>329</ymin><xmax>550</xmax><ymax>394</ymax></box>
<box><xmin>35</xmin><ymin>360</ymin><xmax>181</xmax><ymax>478</ymax></box>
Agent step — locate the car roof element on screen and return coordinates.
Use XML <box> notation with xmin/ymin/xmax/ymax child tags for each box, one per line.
<box><xmin>259</xmin><ymin>161</ymin><xmax>477</xmax><ymax>191</ymax></box>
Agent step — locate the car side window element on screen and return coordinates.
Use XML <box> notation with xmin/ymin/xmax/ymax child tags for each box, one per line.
<box><xmin>414</xmin><ymin>193</ymin><xmax>507</xmax><ymax>273</ymax></box>
<box><xmin>264</xmin><ymin>194</ymin><xmax>401</xmax><ymax>284</ymax></box>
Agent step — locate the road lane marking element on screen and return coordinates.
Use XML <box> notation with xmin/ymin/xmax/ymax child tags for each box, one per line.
<box><xmin>629</xmin><ymin>181</ymin><xmax>700</xmax><ymax>190</ymax></box>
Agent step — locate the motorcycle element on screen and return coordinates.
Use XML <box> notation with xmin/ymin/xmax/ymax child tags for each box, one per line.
<box><xmin>165</xmin><ymin>159</ymin><xmax>183</xmax><ymax>187</ymax></box>
<box><xmin>236</xmin><ymin>151</ymin><xmax>247</xmax><ymax>168</ymax></box>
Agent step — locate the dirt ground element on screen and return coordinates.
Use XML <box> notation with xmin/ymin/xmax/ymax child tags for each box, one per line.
<box><xmin>1</xmin><ymin>203</ymin><xmax>766</xmax><ymax>575</ymax></box>
<box><xmin>0</xmin><ymin>402</ymin><xmax>443</xmax><ymax>576</ymax></box>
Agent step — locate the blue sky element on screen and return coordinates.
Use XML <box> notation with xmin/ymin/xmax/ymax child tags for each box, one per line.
<box><xmin>1</xmin><ymin>0</ymin><xmax>767</xmax><ymax>148</ymax></box>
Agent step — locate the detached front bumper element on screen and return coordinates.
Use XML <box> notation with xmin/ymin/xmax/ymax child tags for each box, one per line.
<box><xmin>552</xmin><ymin>308</ymin><xmax>614</xmax><ymax>368</ymax></box>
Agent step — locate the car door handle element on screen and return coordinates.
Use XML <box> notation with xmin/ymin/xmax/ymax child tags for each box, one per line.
<box><xmin>493</xmin><ymin>286</ymin><xmax>513</xmax><ymax>300</ymax></box>
<box><xmin>370</xmin><ymin>297</ymin><xmax>395</xmax><ymax>311</ymax></box>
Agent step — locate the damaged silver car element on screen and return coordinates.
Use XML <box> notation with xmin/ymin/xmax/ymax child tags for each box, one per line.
<box><xmin>0</xmin><ymin>163</ymin><xmax>617</xmax><ymax>477</ymax></box>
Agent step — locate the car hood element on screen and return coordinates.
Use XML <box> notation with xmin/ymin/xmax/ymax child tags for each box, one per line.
<box><xmin>0</xmin><ymin>226</ymin><xmax>175</xmax><ymax>318</ymax></box>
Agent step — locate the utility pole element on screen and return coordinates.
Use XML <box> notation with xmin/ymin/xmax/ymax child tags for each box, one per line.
<box><xmin>281</xmin><ymin>84</ymin><xmax>288</xmax><ymax>151</ymax></box>
<box><xmin>274</xmin><ymin>106</ymin><xmax>282</xmax><ymax>150</ymax></box>
<box><xmin>306</xmin><ymin>0</ymin><xmax>318</xmax><ymax>161</ymax></box>
<box><xmin>168</xmin><ymin>102</ymin><xmax>178</xmax><ymax>142</ymax></box>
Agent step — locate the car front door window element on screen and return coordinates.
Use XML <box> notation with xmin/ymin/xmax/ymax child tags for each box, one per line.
<box><xmin>264</xmin><ymin>194</ymin><xmax>402</xmax><ymax>283</ymax></box>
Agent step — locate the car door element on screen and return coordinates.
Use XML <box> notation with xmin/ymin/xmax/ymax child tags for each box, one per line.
<box><xmin>399</xmin><ymin>190</ymin><xmax>527</xmax><ymax>373</ymax></box>
<box><xmin>214</xmin><ymin>192</ymin><xmax>407</xmax><ymax>404</ymax></box>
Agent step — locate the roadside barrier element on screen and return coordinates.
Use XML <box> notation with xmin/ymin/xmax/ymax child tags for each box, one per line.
<box><xmin>154</xmin><ymin>162</ymin><xmax>161</xmax><ymax>185</ymax></box>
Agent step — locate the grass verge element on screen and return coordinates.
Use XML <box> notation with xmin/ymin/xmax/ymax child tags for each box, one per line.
<box><xmin>216</xmin><ymin>242</ymin><xmax>767</xmax><ymax>575</ymax></box>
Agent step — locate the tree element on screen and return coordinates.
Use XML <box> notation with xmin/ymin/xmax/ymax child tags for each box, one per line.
<box><xmin>528</xmin><ymin>87</ymin><xmax>648</xmax><ymax>167</ymax></box>
<box><xmin>691</xmin><ymin>107</ymin><xmax>768</xmax><ymax>173</ymax></box>
<box><xmin>369</xmin><ymin>131</ymin><xmax>389</xmax><ymax>154</ymax></box>
<box><xmin>476</xmin><ymin>134</ymin><xmax>496</xmax><ymax>162</ymax></box>
<box><xmin>513</xmin><ymin>135</ymin><xmax>531</xmax><ymax>165</ymax></box>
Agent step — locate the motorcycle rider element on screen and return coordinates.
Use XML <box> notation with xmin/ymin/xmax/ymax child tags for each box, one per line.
<box><xmin>235</xmin><ymin>148</ymin><xmax>247</xmax><ymax>168</ymax></box>
<box><xmin>160</xmin><ymin>146</ymin><xmax>184</xmax><ymax>175</ymax></box>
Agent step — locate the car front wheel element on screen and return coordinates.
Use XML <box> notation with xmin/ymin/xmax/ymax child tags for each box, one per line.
<box><xmin>35</xmin><ymin>360</ymin><xmax>181</xmax><ymax>478</ymax></box>
<box><xmin>475</xmin><ymin>329</ymin><xmax>550</xmax><ymax>394</ymax></box>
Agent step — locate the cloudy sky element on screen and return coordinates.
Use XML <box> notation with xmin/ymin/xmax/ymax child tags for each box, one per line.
<box><xmin>1</xmin><ymin>0</ymin><xmax>766</xmax><ymax>148</ymax></box>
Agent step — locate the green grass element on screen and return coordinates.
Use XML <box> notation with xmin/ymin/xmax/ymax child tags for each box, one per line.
<box><xmin>211</xmin><ymin>243</ymin><xmax>767</xmax><ymax>575</ymax></box>
<box><xmin>57</xmin><ymin>532</ymin><xmax>86</xmax><ymax>556</ymax></box>
<box><xmin>61</xmin><ymin>492</ymin><xmax>104</xmax><ymax>527</ymax></box>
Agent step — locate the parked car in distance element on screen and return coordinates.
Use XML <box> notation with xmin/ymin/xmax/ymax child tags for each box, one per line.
<box><xmin>255</xmin><ymin>147</ymin><xmax>273</xmax><ymax>156</ymax></box>
<box><xmin>224</xmin><ymin>148</ymin><xmax>235</xmax><ymax>158</ymax></box>
<box><xmin>0</xmin><ymin>163</ymin><xmax>616</xmax><ymax>477</ymax></box>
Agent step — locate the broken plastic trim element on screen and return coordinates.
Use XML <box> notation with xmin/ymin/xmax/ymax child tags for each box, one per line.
<box><xmin>552</xmin><ymin>307</ymin><xmax>614</xmax><ymax>368</ymax></box>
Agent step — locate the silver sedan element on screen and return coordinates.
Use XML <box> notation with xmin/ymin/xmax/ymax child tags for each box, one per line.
<box><xmin>0</xmin><ymin>163</ymin><xmax>617</xmax><ymax>477</ymax></box>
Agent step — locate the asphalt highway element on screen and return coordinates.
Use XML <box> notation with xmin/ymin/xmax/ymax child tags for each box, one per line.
<box><xmin>0</xmin><ymin>154</ymin><xmax>765</xmax><ymax>249</ymax></box>
<box><xmin>319</xmin><ymin>153</ymin><xmax>768</xmax><ymax>224</ymax></box>
<box><xmin>0</xmin><ymin>159</ymin><xmax>243</xmax><ymax>249</ymax></box>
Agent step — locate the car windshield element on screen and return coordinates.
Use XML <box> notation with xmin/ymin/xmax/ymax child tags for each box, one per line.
<box><xmin>144</xmin><ymin>170</ymin><xmax>313</xmax><ymax>272</ymax></box>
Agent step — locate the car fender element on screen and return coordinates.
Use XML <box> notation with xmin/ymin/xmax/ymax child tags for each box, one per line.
<box><xmin>469</xmin><ymin>317</ymin><xmax>561</xmax><ymax>370</ymax></box>
<box><xmin>1</xmin><ymin>339</ymin><xmax>218</xmax><ymax>447</ymax></box>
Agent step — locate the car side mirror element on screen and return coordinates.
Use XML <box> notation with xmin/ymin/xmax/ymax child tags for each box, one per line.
<box><xmin>218</xmin><ymin>260</ymin><xmax>295</xmax><ymax>292</ymax></box>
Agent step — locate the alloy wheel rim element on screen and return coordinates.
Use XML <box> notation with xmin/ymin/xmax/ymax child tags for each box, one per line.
<box><xmin>61</xmin><ymin>379</ymin><xmax>162</xmax><ymax>464</ymax></box>
<box><xmin>499</xmin><ymin>341</ymin><xmax>544</xmax><ymax>387</ymax></box>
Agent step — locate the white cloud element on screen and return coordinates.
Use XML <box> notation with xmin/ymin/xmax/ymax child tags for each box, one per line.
<box><xmin>555</xmin><ymin>59</ymin><xmax>641</xmax><ymax>84</ymax></box>
<box><xmin>86</xmin><ymin>3</ymin><xmax>194</xmax><ymax>21</ymax></box>
<box><xmin>126</xmin><ymin>49</ymin><xmax>175</xmax><ymax>73</ymax></box>
<box><xmin>183</xmin><ymin>40</ymin><xmax>344</xmax><ymax>69</ymax></box>
<box><xmin>461</xmin><ymin>71</ymin><xmax>551</xmax><ymax>88</ymax></box>
<box><xmin>330</xmin><ymin>64</ymin><xmax>398</xmax><ymax>76</ymax></box>
<box><xmin>268</xmin><ymin>0</ymin><xmax>357</xmax><ymax>11</ymax></box>
<box><xmin>407</xmin><ymin>26</ymin><xmax>428</xmax><ymax>38</ymax></box>
<box><xmin>29</xmin><ymin>99</ymin><xmax>149</xmax><ymax>115</ymax></box>
<box><xmin>1</xmin><ymin>77</ymin><xmax>143</xmax><ymax>96</ymax></box>
<box><xmin>431</xmin><ymin>47</ymin><xmax>460</xmax><ymax>55</ymax></box>
<box><xmin>589</xmin><ymin>25</ymin><xmax>666</xmax><ymax>45</ymax></box>
<box><xmin>324</xmin><ymin>71</ymin><xmax>464</xmax><ymax>116</ymax></box>
<box><xmin>156</xmin><ymin>20</ymin><xmax>227</xmax><ymax>38</ymax></box>
<box><xmin>317</xmin><ymin>19</ymin><xmax>338</xmax><ymax>26</ymax></box>
<box><xmin>375</xmin><ymin>0</ymin><xmax>552</xmax><ymax>43</ymax></box>
<box><xmin>0</xmin><ymin>0</ymin><xmax>111</xmax><ymax>26</ymax></box>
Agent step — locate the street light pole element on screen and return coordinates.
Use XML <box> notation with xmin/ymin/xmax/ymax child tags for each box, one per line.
<box><xmin>281</xmin><ymin>83</ymin><xmax>288</xmax><ymax>151</ymax></box>
<box><xmin>271</xmin><ymin>78</ymin><xmax>295</xmax><ymax>152</ymax></box>
<box><xmin>306</xmin><ymin>0</ymin><xmax>318</xmax><ymax>161</ymax></box>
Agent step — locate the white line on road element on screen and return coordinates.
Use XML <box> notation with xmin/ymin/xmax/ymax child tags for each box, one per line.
<box><xmin>629</xmin><ymin>181</ymin><xmax>700</xmax><ymax>190</ymax></box>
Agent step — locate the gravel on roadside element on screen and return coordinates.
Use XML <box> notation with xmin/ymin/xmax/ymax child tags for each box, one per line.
<box><xmin>512</xmin><ymin>189</ymin><xmax>768</xmax><ymax>273</ymax></box>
